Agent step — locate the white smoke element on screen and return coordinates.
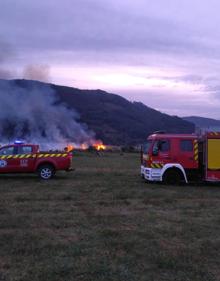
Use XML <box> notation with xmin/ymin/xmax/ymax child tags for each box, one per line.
<box><xmin>0</xmin><ymin>41</ymin><xmax>15</xmax><ymax>79</ymax></box>
<box><xmin>0</xmin><ymin>79</ymin><xmax>95</xmax><ymax>149</ymax></box>
<box><xmin>23</xmin><ymin>64</ymin><xmax>50</xmax><ymax>83</ymax></box>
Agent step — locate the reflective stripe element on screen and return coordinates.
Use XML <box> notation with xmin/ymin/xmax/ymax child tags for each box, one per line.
<box><xmin>151</xmin><ymin>163</ymin><xmax>163</xmax><ymax>168</ymax></box>
<box><xmin>0</xmin><ymin>153</ymin><xmax>68</xmax><ymax>159</ymax></box>
<box><xmin>194</xmin><ymin>140</ymin><xmax>198</xmax><ymax>162</ymax></box>
<box><xmin>38</xmin><ymin>154</ymin><xmax>44</xmax><ymax>158</ymax></box>
<box><xmin>25</xmin><ymin>154</ymin><xmax>32</xmax><ymax>158</ymax></box>
<box><xmin>208</xmin><ymin>132</ymin><xmax>220</xmax><ymax>137</ymax></box>
<box><xmin>7</xmin><ymin>155</ymin><xmax>13</xmax><ymax>159</ymax></box>
<box><xmin>37</xmin><ymin>153</ymin><xmax>68</xmax><ymax>158</ymax></box>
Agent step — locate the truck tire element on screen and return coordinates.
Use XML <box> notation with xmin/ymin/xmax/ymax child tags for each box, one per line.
<box><xmin>38</xmin><ymin>164</ymin><xmax>55</xmax><ymax>180</ymax></box>
<box><xmin>162</xmin><ymin>169</ymin><xmax>182</xmax><ymax>185</ymax></box>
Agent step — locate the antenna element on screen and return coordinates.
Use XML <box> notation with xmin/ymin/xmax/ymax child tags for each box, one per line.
<box><xmin>153</xmin><ymin>131</ymin><xmax>166</xmax><ymax>134</ymax></box>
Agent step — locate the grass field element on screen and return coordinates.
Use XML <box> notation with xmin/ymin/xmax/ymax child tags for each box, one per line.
<box><xmin>0</xmin><ymin>152</ymin><xmax>220</xmax><ymax>281</ymax></box>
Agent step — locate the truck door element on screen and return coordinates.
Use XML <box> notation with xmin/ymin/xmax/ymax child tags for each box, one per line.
<box><xmin>0</xmin><ymin>146</ymin><xmax>17</xmax><ymax>172</ymax></box>
<box><xmin>178</xmin><ymin>139</ymin><xmax>198</xmax><ymax>169</ymax></box>
<box><xmin>152</xmin><ymin>139</ymin><xmax>171</xmax><ymax>167</ymax></box>
<box><xmin>15</xmin><ymin>145</ymin><xmax>36</xmax><ymax>172</ymax></box>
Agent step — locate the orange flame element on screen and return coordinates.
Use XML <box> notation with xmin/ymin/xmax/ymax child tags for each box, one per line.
<box><xmin>65</xmin><ymin>140</ymin><xmax>106</xmax><ymax>151</ymax></box>
<box><xmin>93</xmin><ymin>141</ymin><xmax>106</xmax><ymax>151</ymax></box>
<box><xmin>80</xmin><ymin>143</ymin><xmax>88</xmax><ymax>150</ymax></box>
<box><xmin>66</xmin><ymin>144</ymin><xmax>74</xmax><ymax>152</ymax></box>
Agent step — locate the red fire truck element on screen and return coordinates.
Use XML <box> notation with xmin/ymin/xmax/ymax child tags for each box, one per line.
<box><xmin>141</xmin><ymin>131</ymin><xmax>220</xmax><ymax>184</ymax></box>
<box><xmin>0</xmin><ymin>142</ymin><xmax>73</xmax><ymax>179</ymax></box>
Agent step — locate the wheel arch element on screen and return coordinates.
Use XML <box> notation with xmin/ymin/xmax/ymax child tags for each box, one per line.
<box><xmin>161</xmin><ymin>164</ymin><xmax>188</xmax><ymax>183</ymax></box>
<box><xmin>36</xmin><ymin>161</ymin><xmax>56</xmax><ymax>172</ymax></box>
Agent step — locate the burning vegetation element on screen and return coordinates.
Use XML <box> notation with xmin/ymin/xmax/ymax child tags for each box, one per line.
<box><xmin>92</xmin><ymin>141</ymin><xmax>106</xmax><ymax>151</ymax></box>
<box><xmin>66</xmin><ymin>140</ymin><xmax>107</xmax><ymax>152</ymax></box>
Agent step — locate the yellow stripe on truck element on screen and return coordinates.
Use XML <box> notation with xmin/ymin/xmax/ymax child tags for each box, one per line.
<box><xmin>25</xmin><ymin>154</ymin><xmax>32</xmax><ymax>158</ymax></box>
<box><xmin>36</xmin><ymin>153</ymin><xmax>68</xmax><ymax>158</ymax></box>
<box><xmin>209</xmin><ymin>132</ymin><xmax>220</xmax><ymax>137</ymax></box>
<box><xmin>38</xmin><ymin>154</ymin><xmax>44</xmax><ymax>158</ymax></box>
<box><xmin>0</xmin><ymin>153</ymin><xmax>68</xmax><ymax>160</ymax></box>
<box><xmin>151</xmin><ymin>163</ymin><xmax>163</xmax><ymax>169</ymax></box>
<box><xmin>194</xmin><ymin>140</ymin><xmax>198</xmax><ymax>162</ymax></box>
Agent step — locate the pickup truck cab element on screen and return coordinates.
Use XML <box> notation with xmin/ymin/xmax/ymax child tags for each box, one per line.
<box><xmin>0</xmin><ymin>143</ymin><xmax>73</xmax><ymax>179</ymax></box>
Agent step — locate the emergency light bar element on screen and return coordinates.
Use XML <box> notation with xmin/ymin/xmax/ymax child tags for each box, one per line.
<box><xmin>14</xmin><ymin>140</ymin><xmax>25</xmax><ymax>144</ymax></box>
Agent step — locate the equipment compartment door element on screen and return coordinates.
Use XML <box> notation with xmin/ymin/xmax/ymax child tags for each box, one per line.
<box><xmin>206</xmin><ymin>139</ymin><xmax>220</xmax><ymax>181</ymax></box>
<box><xmin>207</xmin><ymin>139</ymin><xmax>220</xmax><ymax>169</ymax></box>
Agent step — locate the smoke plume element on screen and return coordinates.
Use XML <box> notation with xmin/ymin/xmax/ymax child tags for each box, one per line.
<box><xmin>0</xmin><ymin>80</ymin><xmax>95</xmax><ymax>149</ymax></box>
<box><xmin>23</xmin><ymin>64</ymin><xmax>50</xmax><ymax>82</ymax></box>
<box><xmin>0</xmin><ymin>41</ymin><xmax>15</xmax><ymax>79</ymax></box>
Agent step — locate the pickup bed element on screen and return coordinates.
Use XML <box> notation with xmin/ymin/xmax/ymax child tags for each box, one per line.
<box><xmin>0</xmin><ymin>143</ymin><xmax>73</xmax><ymax>179</ymax></box>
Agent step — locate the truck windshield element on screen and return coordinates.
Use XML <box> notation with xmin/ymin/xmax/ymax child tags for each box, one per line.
<box><xmin>143</xmin><ymin>140</ymin><xmax>152</xmax><ymax>154</ymax></box>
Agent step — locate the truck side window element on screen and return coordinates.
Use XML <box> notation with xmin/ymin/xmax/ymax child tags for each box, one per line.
<box><xmin>17</xmin><ymin>146</ymin><xmax>33</xmax><ymax>154</ymax></box>
<box><xmin>153</xmin><ymin>140</ymin><xmax>170</xmax><ymax>154</ymax></box>
<box><xmin>180</xmin><ymin>140</ymin><xmax>193</xmax><ymax>152</ymax></box>
<box><xmin>0</xmin><ymin>147</ymin><xmax>14</xmax><ymax>155</ymax></box>
<box><xmin>143</xmin><ymin>140</ymin><xmax>152</xmax><ymax>154</ymax></box>
<box><xmin>159</xmin><ymin>140</ymin><xmax>170</xmax><ymax>152</ymax></box>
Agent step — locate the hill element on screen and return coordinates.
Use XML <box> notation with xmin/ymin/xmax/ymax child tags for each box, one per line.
<box><xmin>183</xmin><ymin>116</ymin><xmax>220</xmax><ymax>130</ymax></box>
<box><xmin>51</xmin><ymin>82</ymin><xmax>194</xmax><ymax>144</ymax></box>
<box><xmin>1</xmin><ymin>79</ymin><xmax>194</xmax><ymax>145</ymax></box>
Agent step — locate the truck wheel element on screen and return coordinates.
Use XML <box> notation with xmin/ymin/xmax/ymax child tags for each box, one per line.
<box><xmin>163</xmin><ymin>169</ymin><xmax>182</xmax><ymax>185</ymax></box>
<box><xmin>38</xmin><ymin>164</ymin><xmax>55</xmax><ymax>180</ymax></box>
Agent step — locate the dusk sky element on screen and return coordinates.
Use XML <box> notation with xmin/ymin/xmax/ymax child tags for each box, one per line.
<box><xmin>0</xmin><ymin>0</ymin><xmax>220</xmax><ymax>119</ymax></box>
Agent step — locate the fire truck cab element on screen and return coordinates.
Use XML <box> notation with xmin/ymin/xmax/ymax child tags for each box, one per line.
<box><xmin>141</xmin><ymin>131</ymin><xmax>220</xmax><ymax>184</ymax></box>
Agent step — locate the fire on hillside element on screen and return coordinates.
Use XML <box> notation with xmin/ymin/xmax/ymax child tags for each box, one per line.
<box><xmin>65</xmin><ymin>140</ymin><xmax>107</xmax><ymax>152</ymax></box>
<box><xmin>92</xmin><ymin>141</ymin><xmax>106</xmax><ymax>151</ymax></box>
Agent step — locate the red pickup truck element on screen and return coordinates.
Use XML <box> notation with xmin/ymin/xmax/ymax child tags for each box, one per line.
<box><xmin>0</xmin><ymin>143</ymin><xmax>73</xmax><ymax>179</ymax></box>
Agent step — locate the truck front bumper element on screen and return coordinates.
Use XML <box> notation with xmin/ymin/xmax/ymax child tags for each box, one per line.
<box><xmin>141</xmin><ymin>165</ymin><xmax>162</xmax><ymax>182</ymax></box>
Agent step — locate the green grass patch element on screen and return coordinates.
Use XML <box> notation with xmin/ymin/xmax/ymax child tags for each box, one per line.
<box><xmin>0</xmin><ymin>152</ymin><xmax>220</xmax><ymax>280</ymax></box>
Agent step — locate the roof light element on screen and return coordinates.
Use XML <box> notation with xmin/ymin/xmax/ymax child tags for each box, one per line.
<box><xmin>14</xmin><ymin>140</ymin><xmax>25</xmax><ymax>144</ymax></box>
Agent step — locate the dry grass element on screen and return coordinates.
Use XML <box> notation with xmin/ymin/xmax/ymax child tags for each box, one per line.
<box><xmin>0</xmin><ymin>152</ymin><xmax>220</xmax><ymax>281</ymax></box>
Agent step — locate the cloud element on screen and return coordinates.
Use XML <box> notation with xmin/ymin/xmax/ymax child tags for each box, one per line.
<box><xmin>0</xmin><ymin>0</ymin><xmax>220</xmax><ymax>119</ymax></box>
<box><xmin>0</xmin><ymin>0</ymin><xmax>215</xmax><ymax>57</ymax></box>
<box><xmin>0</xmin><ymin>40</ymin><xmax>14</xmax><ymax>63</ymax></box>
